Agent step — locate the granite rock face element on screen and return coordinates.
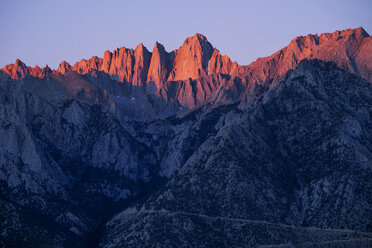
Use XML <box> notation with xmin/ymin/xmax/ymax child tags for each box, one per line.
<box><xmin>167</xmin><ymin>33</ymin><xmax>214</xmax><ymax>81</ymax></box>
<box><xmin>0</xmin><ymin>28</ymin><xmax>371</xmax><ymax>247</ymax></box>
<box><xmin>208</xmin><ymin>48</ymin><xmax>238</xmax><ymax>75</ymax></box>
<box><xmin>146</xmin><ymin>42</ymin><xmax>174</xmax><ymax>92</ymax></box>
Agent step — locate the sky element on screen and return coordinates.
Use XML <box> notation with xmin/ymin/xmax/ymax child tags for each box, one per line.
<box><xmin>0</xmin><ymin>0</ymin><xmax>371</xmax><ymax>69</ymax></box>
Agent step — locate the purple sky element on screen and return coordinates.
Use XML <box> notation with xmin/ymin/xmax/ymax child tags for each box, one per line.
<box><xmin>1</xmin><ymin>0</ymin><xmax>371</xmax><ymax>69</ymax></box>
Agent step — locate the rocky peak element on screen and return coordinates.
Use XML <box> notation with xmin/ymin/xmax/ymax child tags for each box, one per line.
<box><xmin>1</xmin><ymin>59</ymin><xmax>29</xmax><ymax>80</ymax></box>
<box><xmin>185</xmin><ymin>33</ymin><xmax>209</xmax><ymax>44</ymax></box>
<box><xmin>311</xmin><ymin>27</ymin><xmax>371</xmax><ymax>78</ymax></box>
<box><xmin>283</xmin><ymin>27</ymin><xmax>370</xmax><ymax>65</ymax></box>
<box><xmin>14</xmin><ymin>58</ymin><xmax>26</xmax><ymax>67</ymax></box>
<box><xmin>319</xmin><ymin>27</ymin><xmax>369</xmax><ymax>43</ymax></box>
<box><xmin>146</xmin><ymin>42</ymin><xmax>173</xmax><ymax>89</ymax></box>
<box><xmin>216</xmin><ymin>27</ymin><xmax>372</xmax><ymax>106</ymax></box>
<box><xmin>29</xmin><ymin>65</ymin><xmax>52</xmax><ymax>78</ymax></box>
<box><xmin>101</xmin><ymin>50</ymin><xmax>113</xmax><ymax>73</ymax></box>
<box><xmin>288</xmin><ymin>34</ymin><xmax>319</xmax><ymax>52</ymax></box>
<box><xmin>106</xmin><ymin>47</ymin><xmax>135</xmax><ymax>82</ymax></box>
<box><xmin>132</xmin><ymin>43</ymin><xmax>151</xmax><ymax>87</ymax></box>
<box><xmin>167</xmin><ymin>33</ymin><xmax>214</xmax><ymax>81</ymax></box>
<box><xmin>1</xmin><ymin>59</ymin><xmax>53</xmax><ymax>80</ymax></box>
<box><xmin>56</xmin><ymin>61</ymin><xmax>72</xmax><ymax>74</ymax></box>
<box><xmin>72</xmin><ymin>56</ymin><xmax>103</xmax><ymax>74</ymax></box>
<box><xmin>208</xmin><ymin>48</ymin><xmax>238</xmax><ymax>75</ymax></box>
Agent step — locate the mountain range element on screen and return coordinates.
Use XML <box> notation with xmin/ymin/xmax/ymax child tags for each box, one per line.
<box><xmin>0</xmin><ymin>27</ymin><xmax>371</xmax><ymax>247</ymax></box>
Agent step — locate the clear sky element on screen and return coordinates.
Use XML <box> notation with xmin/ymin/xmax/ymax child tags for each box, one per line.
<box><xmin>1</xmin><ymin>0</ymin><xmax>371</xmax><ymax>69</ymax></box>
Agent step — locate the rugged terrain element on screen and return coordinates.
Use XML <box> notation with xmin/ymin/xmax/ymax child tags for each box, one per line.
<box><xmin>0</xmin><ymin>27</ymin><xmax>371</xmax><ymax>247</ymax></box>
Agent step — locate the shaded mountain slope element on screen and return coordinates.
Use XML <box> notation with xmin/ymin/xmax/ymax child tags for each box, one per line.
<box><xmin>0</xmin><ymin>71</ymin><xmax>161</xmax><ymax>247</ymax></box>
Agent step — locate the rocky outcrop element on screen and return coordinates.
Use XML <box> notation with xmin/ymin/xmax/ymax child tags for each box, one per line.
<box><xmin>2</xmin><ymin>59</ymin><xmax>30</xmax><ymax>80</ymax></box>
<box><xmin>56</xmin><ymin>60</ymin><xmax>72</xmax><ymax>74</ymax></box>
<box><xmin>1</xmin><ymin>59</ymin><xmax>51</xmax><ymax>80</ymax></box>
<box><xmin>167</xmin><ymin>33</ymin><xmax>214</xmax><ymax>81</ymax></box>
<box><xmin>29</xmin><ymin>65</ymin><xmax>52</xmax><ymax>78</ymax></box>
<box><xmin>104</xmin><ymin>47</ymin><xmax>135</xmax><ymax>82</ymax></box>
<box><xmin>72</xmin><ymin>56</ymin><xmax>103</xmax><ymax>74</ymax></box>
<box><xmin>350</xmin><ymin>31</ymin><xmax>372</xmax><ymax>82</ymax></box>
<box><xmin>132</xmin><ymin>43</ymin><xmax>151</xmax><ymax>87</ymax></box>
<box><xmin>146</xmin><ymin>42</ymin><xmax>174</xmax><ymax>91</ymax></box>
<box><xmin>208</xmin><ymin>48</ymin><xmax>238</xmax><ymax>75</ymax></box>
<box><xmin>157</xmin><ymin>73</ymin><xmax>229</xmax><ymax>109</ymax></box>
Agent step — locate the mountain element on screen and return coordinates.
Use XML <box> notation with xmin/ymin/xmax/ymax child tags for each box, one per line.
<box><xmin>102</xmin><ymin>60</ymin><xmax>372</xmax><ymax>247</ymax></box>
<box><xmin>2</xmin><ymin>28</ymin><xmax>371</xmax><ymax>119</ymax></box>
<box><xmin>0</xmin><ymin>27</ymin><xmax>371</xmax><ymax>247</ymax></box>
<box><xmin>216</xmin><ymin>27</ymin><xmax>372</xmax><ymax>105</ymax></box>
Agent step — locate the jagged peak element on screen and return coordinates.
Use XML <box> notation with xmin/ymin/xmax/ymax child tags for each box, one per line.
<box><xmin>60</xmin><ymin>60</ymin><xmax>71</xmax><ymax>66</ymax></box>
<box><xmin>153</xmin><ymin>41</ymin><xmax>166</xmax><ymax>51</ymax></box>
<box><xmin>289</xmin><ymin>27</ymin><xmax>369</xmax><ymax>46</ymax></box>
<box><xmin>355</xmin><ymin>26</ymin><xmax>369</xmax><ymax>37</ymax></box>
<box><xmin>283</xmin><ymin>27</ymin><xmax>371</xmax><ymax>56</ymax></box>
<box><xmin>183</xmin><ymin>33</ymin><xmax>211</xmax><ymax>47</ymax></box>
<box><xmin>193</xmin><ymin>33</ymin><xmax>208</xmax><ymax>41</ymax></box>
<box><xmin>212</xmin><ymin>47</ymin><xmax>220</xmax><ymax>54</ymax></box>
<box><xmin>335</xmin><ymin>27</ymin><xmax>369</xmax><ymax>37</ymax></box>
<box><xmin>211</xmin><ymin>48</ymin><xmax>231</xmax><ymax>59</ymax></box>
<box><xmin>90</xmin><ymin>56</ymin><xmax>101</xmax><ymax>60</ymax></box>
<box><xmin>288</xmin><ymin>33</ymin><xmax>319</xmax><ymax>50</ymax></box>
<box><xmin>317</xmin><ymin>27</ymin><xmax>369</xmax><ymax>41</ymax></box>
<box><xmin>56</xmin><ymin>60</ymin><xmax>72</xmax><ymax>74</ymax></box>
<box><xmin>135</xmin><ymin>42</ymin><xmax>149</xmax><ymax>53</ymax></box>
<box><xmin>104</xmin><ymin>49</ymin><xmax>112</xmax><ymax>56</ymax></box>
<box><xmin>112</xmin><ymin>46</ymin><xmax>133</xmax><ymax>55</ymax></box>
<box><xmin>14</xmin><ymin>58</ymin><xmax>27</xmax><ymax>68</ymax></box>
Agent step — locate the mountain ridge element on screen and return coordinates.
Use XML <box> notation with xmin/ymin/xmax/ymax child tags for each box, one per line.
<box><xmin>2</xmin><ymin>27</ymin><xmax>370</xmax><ymax>82</ymax></box>
<box><xmin>1</xmin><ymin>27</ymin><xmax>370</xmax><ymax>120</ymax></box>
